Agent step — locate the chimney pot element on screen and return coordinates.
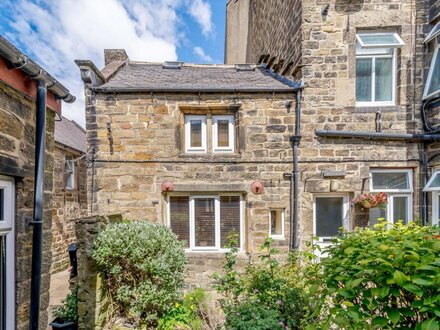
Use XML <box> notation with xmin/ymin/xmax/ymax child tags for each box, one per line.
<box><xmin>104</xmin><ymin>49</ymin><xmax>128</xmax><ymax>66</ymax></box>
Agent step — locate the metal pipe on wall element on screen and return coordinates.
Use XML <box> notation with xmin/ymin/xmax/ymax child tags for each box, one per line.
<box><xmin>29</xmin><ymin>79</ymin><xmax>47</xmax><ymax>330</ymax></box>
<box><xmin>290</xmin><ymin>89</ymin><xmax>302</xmax><ymax>250</ymax></box>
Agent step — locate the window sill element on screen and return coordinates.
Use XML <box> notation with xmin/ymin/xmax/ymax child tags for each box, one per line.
<box><xmin>185</xmin><ymin>250</ymin><xmax>248</xmax><ymax>259</ymax></box>
<box><xmin>178</xmin><ymin>152</ymin><xmax>242</xmax><ymax>160</ymax></box>
<box><xmin>352</xmin><ymin>105</ymin><xmax>402</xmax><ymax>113</ymax></box>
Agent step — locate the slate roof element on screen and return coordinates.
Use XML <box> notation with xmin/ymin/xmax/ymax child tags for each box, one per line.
<box><xmin>54</xmin><ymin>116</ymin><xmax>86</xmax><ymax>153</ymax></box>
<box><xmin>95</xmin><ymin>62</ymin><xmax>300</xmax><ymax>93</ymax></box>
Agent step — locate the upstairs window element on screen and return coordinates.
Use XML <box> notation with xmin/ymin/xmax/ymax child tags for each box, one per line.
<box><xmin>356</xmin><ymin>32</ymin><xmax>404</xmax><ymax>106</ymax></box>
<box><xmin>423</xmin><ymin>23</ymin><xmax>440</xmax><ymax>99</ymax></box>
<box><xmin>64</xmin><ymin>157</ymin><xmax>75</xmax><ymax>190</ymax></box>
<box><xmin>213</xmin><ymin>115</ymin><xmax>234</xmax><ymax>153</ymax></box>
<box><xmin>184</xmin><ymin>114</ymin><xmax>235</xmax><ymax>154</ymax></box>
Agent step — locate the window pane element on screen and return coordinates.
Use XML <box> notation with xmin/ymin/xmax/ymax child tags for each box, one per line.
<box><xmin>369</xmin><ymin>207</ymin><xmax>387</xmax><ymax>227</ymax></box>
<box><xmin>427</xmin><ymin>52</ymin><xmax>440</xmax><ymax>96</ymax></box>
<box><xmin>170</xmin><ymin>196</ymin><xmax>190</xmax><ymax>247</ymax></box>
<box><xmin>270</xmin><ymin>210</ymin><xmax>283</xmax><ymax>236</ymax></box>
<box><xmin>356</xmin><ymin>59</ymin><xmax>372</xmax><ymax>102</ymax></box>
<box><xmin>359</xmin><ymin>34</ymin><xmax>400</xmax><ymax>46</ymax></box>
<box><xmin>372</xmin><ymin>172</ymin><xmax>409</xmax><ymax>190</ymax></box>
<box><xmin>220</xmin><ymin>196</ymin><xmax>240</xmax><ymax>248</ymax></box>
<box><xmin>316</xmin><ymin>197</ymin><xmax>343</xmax><ymax>237</ymax></box>
<box><xmin>427</xmin><ymin>173</ymin><xmax>440</xmax><ymax>189</ymax></box>
<box><xmin>190</xmin><ymin>120</ymin><xmax>202</xmax><ymax>147</ymax></box>
<box><xmin>393</xmin><ymin>196</ymin><xmax>408</xmax><ymax>222</ymax></box>
<box><xmin>375</xmin><ymin>58</ymin><xmax>393</xmax><ymax>101</ymax></box>
<box><xmin>194</xmin><ymin>198</ymin><xmax>216</xmax><ymax>247</ymax></box>
<box><xmin>217</xmin><ymin>120</ymin><xmax>230</xmax><ymax>147</ymax></box>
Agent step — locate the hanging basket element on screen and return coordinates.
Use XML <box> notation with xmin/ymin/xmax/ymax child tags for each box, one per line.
<box><xmin>352</xmin><ymin>192</ymin><xmax>388</xmax><ymax>209</ymax></box>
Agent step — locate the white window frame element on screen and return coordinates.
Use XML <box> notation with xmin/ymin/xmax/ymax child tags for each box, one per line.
<box><xmin>167</xmin><ymin>193</ymin><xmax>245</xmax><ymax>252</ymax></box>
<box><xmin>369</xmin><ymin>169</ymin><xmax>413</xmax><ymax>193</ymax></box>
<box><xmin>313</xmin><ymin>194</ymin><xmax>350</xmax><ymax>243</ymax></box>
<box><xmin>65</xmin><ymin>158</ymin><xmax>75</xmax><ymax>190</ymax></box>
<box><xmin>356</xmin><ymin>32</ymin><xmax>405</xmax><ymax>48</ymax></box>
<box><xmin>369</xmin><ymin>169</ymin><xmax>413</xmax><ymax>223</ymax></box>
<box><xmin>432</xmin><ymin>191</ymin><xmax>440</xmax><ymax>226</ymax></box>
<box><xmin>423</xmin><ymin>44</ymin><xmax>440</xmax><ymax>99</ymax></box>
<box><xmin>355</xmin><ymin>47</ymin><xmax>397</xmax><ymax>107</ymax></box>
<box><xmin>0</xmin><ymin>176</ymin><xmax>15</xmax><ymax>330</ymax></box>
<box><xmin>423</xmin><ymin>22</ymin><xmax>440</xmax><ymax>44</ymax></box>
<box><xmin>212</xmin><ymin>115</ymin><xmax>235</xmax><ymax>153</ymax></box>
<box><xmin>269</xmin><ymin>209</ymin><xmax>285</xmax><ymax>240</ymax></box>
<box><xmin>184</xmin><ymin>115</ymin><xmax>207</xmax><ymax>153</ymax></box>
<box><xmin>423</xmin><ymin>171</ymin><xmax>440</xmax><ymax>225</ymax></box>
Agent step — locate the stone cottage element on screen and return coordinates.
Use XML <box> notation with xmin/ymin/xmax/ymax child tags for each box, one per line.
<box><xmin>0</xmin><ymin>35</ymin><xmax>75</xmax><ymax>329</ymax></box>
<box><xmin>226</xmin><ymin>0</ymin><xmax>440</xmax><ymax>245</ymax></box>
<box><xmin>51</xmin><ymin>116</ymin><xmax>87</xmax><ymax>274</ymax></box>
<box><xmin>76</xmin><ymin>52</ymin><xmax>301</xmax><ymax>287</ymax></box>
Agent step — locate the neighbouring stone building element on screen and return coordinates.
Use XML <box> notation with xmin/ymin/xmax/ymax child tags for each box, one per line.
<box><xmin>51</xmin><ymin>116</ymin><xmax>87</xmax><ymax>274</ymax></box>
<box><xmin>226</xmin><ymin>0</ymin><xmax>440</xmax><ymax>246</ymax></box>
<box><xmin>0</xmin><ymin>36</ymin><xmax>74</xmax><ymax>329</ymax></box>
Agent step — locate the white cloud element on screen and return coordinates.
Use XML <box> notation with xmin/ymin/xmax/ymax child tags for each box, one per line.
<box><xmin>187</xmin><ymin>0</ymin><xmax>213</xmax><ymax>37</ymax></box>
<box><xmin>193</xmin><ymin>46</ymin><xmax>213</xmax><ymax>62</ymax></box>
<box><xmin>3</xmin><ymin>0</ymin><xmax>216</xmax><ymax>127</ymax></box>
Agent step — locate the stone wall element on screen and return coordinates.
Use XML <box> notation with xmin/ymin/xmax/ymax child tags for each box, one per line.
<box><xmin>297</xmin><ymin>0</ymin><xmax>426</xmax><ymax>242</ymax></box>
<box><xmin>74</xmin><ymin>214</ymin><xmax>121</xmax><ymax>330</ymax></box>
<box><xmin>0</xmin><ymin>81</ymin><xmax>55</xmax><ymax>329</ymax></box>
<box><xmin>86</xmin><ymin>92</ymin><xmax>297</xmax><ymax>287</ymax></box>
<box><xmin>51</xmin><ymin>145</ymin><xmax>87</xmax><ymax>274</ymax></box>
<box><xmin>226</xmin><ymin>0</ymin><xmax>302</xmax><ymax>77</ymax></box>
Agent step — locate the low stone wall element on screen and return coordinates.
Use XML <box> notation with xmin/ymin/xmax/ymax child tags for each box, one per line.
<box><xmin>75</xmin><ymin>214</ymin><xmax>123</xmax><ymax>330</ymax></box>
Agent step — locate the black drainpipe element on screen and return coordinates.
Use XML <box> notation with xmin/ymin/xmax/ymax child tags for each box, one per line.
<box><xmin>29</xmin><ymin>79</ymin><xmax>47</xmax><ymax>330</ymax></box>
<box><xmin>290</xmin><ymin>89</ymin><xmax>302</xmax><ymax>250</ymax></box>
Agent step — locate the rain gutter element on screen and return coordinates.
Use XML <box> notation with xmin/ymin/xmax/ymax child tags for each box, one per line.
<box><xmin>0</xmin><ymin>36</ymin><xmax>75</xmax><ymax>103</ymax></box>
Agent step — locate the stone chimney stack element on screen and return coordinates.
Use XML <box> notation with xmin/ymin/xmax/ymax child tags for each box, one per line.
<box><xmin>104</xmin><ymin>49</ymin><xmax>128</xmax><ymax>66</ymax></box>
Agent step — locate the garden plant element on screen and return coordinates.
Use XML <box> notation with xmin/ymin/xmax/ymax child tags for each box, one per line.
<box><xmin>309</xmin><ymin>220</ymin><xmax>440</xmax><ymax>330</ymax></box>
<box><xmin>91</xmin><ymin>221</ymin><xmax>187</xmax><ymax>326</ymax></box>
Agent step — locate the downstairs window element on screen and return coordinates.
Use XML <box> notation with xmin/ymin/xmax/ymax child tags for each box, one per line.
<box><xmin>168</xmin><ymin>195</ymin><xmax>243</xmax><ymax>251</ymax></box>
<box><xmin>369</xmin><ymin>169</ymin><xmax>413</xmax><ymax>225</ymax></box>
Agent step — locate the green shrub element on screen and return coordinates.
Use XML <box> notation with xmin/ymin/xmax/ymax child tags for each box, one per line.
<box><xmin>53</xmin><ymin>285</ymin><xmax>78</xmax><ymax>323</ymax></box>
<box><xmin>214</xmin><ymin>237</ymin><xmax>309</xmax><ymax>329</ymax></box>
<box><xmin>157</xmin><ymin>289</ymin><xmax>207</xmax><ymax>330</ymax></box>
<box><xmin>224</xmin><ymin>300</ymin><xmax>284</xmax><ymax>330</ymax></box>
<box><xmin>314</xmin><ymin>220</ymin><xmax>440</xmax><ymax>329</ymax></box>
<box><xmin>91</xmin><ymin>221</ymin><xmax>187</xmax><ymax>325</ymax></box>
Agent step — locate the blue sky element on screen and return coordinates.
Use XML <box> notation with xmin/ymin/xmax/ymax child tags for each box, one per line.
<box><xmin>0</xmin><ymin>0</ymin><xmax>226</xmax><ymax>126</ymax></box>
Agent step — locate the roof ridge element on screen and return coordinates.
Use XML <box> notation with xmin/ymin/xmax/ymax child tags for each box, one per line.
<box><xmin>60</xmin><ymin>115</ymin><xmax>86</xmax><ymax>133</ymax></box>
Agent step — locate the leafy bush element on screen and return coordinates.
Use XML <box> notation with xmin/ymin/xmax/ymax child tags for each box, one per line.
<box><xmin>313</xmin><ymin>220</ymin><xmax>440</xmax><ymax>329</ymax></box>
<box><xmin>53</xmin><ymin>285</ymin><xmax>78</xmax><ymax>323</ymax></box>
<box><xmin>214</xmin><ymin>237</ymin><xmax>309</xmax><ymax>329</ymax></box>
<box><xmin>224</xmin><ymin>300</ymin><xmax>285</xmax><ymax>330</ymax></box>
<box><xmin>91</xmin><ymin>221</ymin><xmax>187</xmax><ymax>325</ymax></box>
